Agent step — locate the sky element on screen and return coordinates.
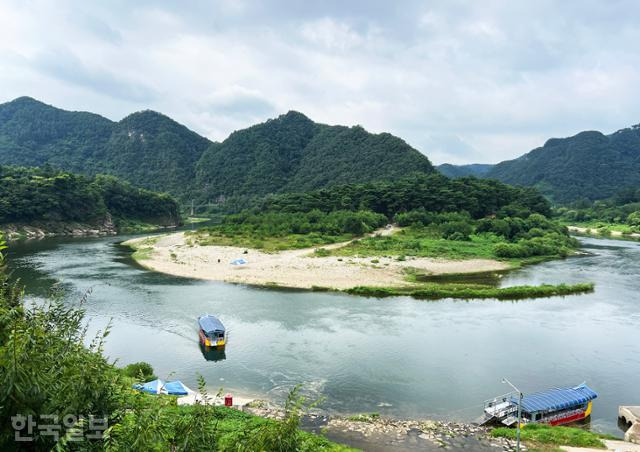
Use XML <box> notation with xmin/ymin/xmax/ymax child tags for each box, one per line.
<box><xmin>1</xmin><ymin>0</ymin><xmax>640</xmax><ymax>165</ymax></box>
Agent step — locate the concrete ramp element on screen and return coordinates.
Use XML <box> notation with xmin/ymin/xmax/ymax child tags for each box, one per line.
<box><xmin>620</xmin><ymin>406</ymin><xmax>640</xmax><ymax>444</ymax></box>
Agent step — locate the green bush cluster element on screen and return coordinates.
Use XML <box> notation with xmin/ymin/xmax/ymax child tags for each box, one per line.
<box><xmin>556</xmin><ymin>187</ymin><xmax>640</xmax><ymax>232</ymax></box>
<box><xmin>123</xmin><ymin>362</ymin><xmax>157</xmax><ymax>381</ymax></box>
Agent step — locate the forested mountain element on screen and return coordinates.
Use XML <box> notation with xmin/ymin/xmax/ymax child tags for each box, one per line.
<box><xmin>0</xmin><ymin>98</ymin><xmax>435</xmax><ymax>202</ymax></box>
<box><xmin>0</xmin><ymin>97</ymin><xmax>210</xmax><ymax>199</ymax></box>
<box><xmin>196</xmin><ymin>111</ymin><xmax>435</xmax><ymax>199</ymax></box>
<box><xmin>437</xmin><ymin>163</ymin><xmax>493</xmax><ymax>178</ymax></box>
<box><xmin>0</xmin><ymin>165</ymin><xmax>180</xmax><ymax>230</ymax></box>
<box><xmin>485</xmin><ymin>124</ymin><xmax>640</xmax><ymax>203</ymax></box>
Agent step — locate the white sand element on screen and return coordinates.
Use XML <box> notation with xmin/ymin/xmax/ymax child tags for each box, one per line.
<box><xmin>123</xmin><ymin>230</ymin><xmax>509</xmax><ymax>290</ymax></box>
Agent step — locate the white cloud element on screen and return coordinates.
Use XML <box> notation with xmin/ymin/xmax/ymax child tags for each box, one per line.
<box><xmin>1</xmin><ymin>0</ymin><xmax>639</xmax><ymax>164</ymax></box>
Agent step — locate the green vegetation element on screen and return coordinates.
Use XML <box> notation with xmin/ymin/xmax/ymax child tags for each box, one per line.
<box><xmin>556</xmin><ymin>187</ymin><xmax>640</xmax><ymax>236</ymax></box>
<box><xmin>346</xmin><ymin>413</ymin><xmax>380</xmax><ymax>423</ymax></box>
<box><xmin>0</xmin><ymin>97</ymin><xmax>210</xmax><ymax>200</ymax></box>
<box><xmin>0</xmin><ymin>166</ymin><xmax>180</xmax><ymax>232</ymax></box>
<box><xmin>0</xmin><ymin>97</ymin><xmax>436</xmax><ymax>203</ymax></box>
<box><xmin>195</xmin><ymin>111</ymin><xmax>435</xmax><ymax>200</ymax></box>
<box><xmin>328</xmin><ymin>210</ymin><xmax>577</xmax><ymax>261</ymax></box>
<box><xmin>194</xmin><ymin>173</ymin><xmax>559</xmax><ymax>254</ymax></box>
<box><xmin>486</xmin><ymin>124</ymin><xmax>640</xmax><ymax>203</ymax></box>
<box><xmin>123</xmin><ymin>362</ymin><xmax>157</xmax><ymax>381</ymax></box>
<box><xmin>345</xmin><ymin>283</ymin><xmax>594</xmax><ymax>300</ymax></box>
<box><xmin>437</xmin><ymin>163</ymin><xmax>494</xmax><ymax>178</ymax></box>
<box><xmin>0</xmin><ymin>235</ymin><xmax>351</xmax><ymax>451</ymax></box>
<box><xmin>491</xmin><ymin>424</ymin><xmax>616</xmax><ymax>449</ymax></box>
<box><xmin>186</xmin><ymin>174</ymin><xmax>591</xmax><ymax>300</ymax></box>
<box><xmin>258</xmin><ymin>173</ymin><xmax>551</xmax><ymax>218</ymax></box>
<box><xmin>189</xmin><ymin>210</ymin><xmax>387</xmax><ymax>251</ymax></box>
<box><xmin>125</xmin><ymin>236</ymin><xmax>162</xmax><ymax>260</ymax></box>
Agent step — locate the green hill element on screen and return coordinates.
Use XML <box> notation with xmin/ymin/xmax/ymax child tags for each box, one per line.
<box><xmin>196</xmin><ymin>111</ymin><xmax>435</xmax><ymax>199</ymax></box>
<box><xmin>485</xmin><ymin>125</ymin><xmax>640</xmax><ymax>203</ymax></box>
<box><xmin>0</xmin><ymin>97</ymin><xmax>210</xmax><ymax>199</ymax></box>
<box><xmin>0</xmin><ymin>98</ymin><xmax>435</xmax><ymax>202</ymax></box>
<box><xmin>437</xmin><ymin>163</ymin><xmax>493</xmax><ymax>178</ymax></box>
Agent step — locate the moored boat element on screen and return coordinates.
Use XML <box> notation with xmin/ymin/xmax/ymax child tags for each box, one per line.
<box><xmin>198</xmin><ymin>314</ymin><xmax>226</xmax><ymax>348</ymax></box>
<box><xmin>483</xmin><ymin>383</ymin><xmax>597</xmax><ymax>427</ymax></box>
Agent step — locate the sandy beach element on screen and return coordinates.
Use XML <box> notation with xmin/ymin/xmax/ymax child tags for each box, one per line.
<box><xmin>568</xmin><ymin>225</ymin><xmax>640</xmax><ymax>239</ymax></box>
<box><xmin>122</xmin><ymin>230</ymin><xmax>509</xmax><ymax>290</ymax></box>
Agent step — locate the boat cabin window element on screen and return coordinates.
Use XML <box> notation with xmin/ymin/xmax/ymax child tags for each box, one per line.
<box><xmin>207</xmin><ymin>331</ymin><xmax>224</xmax><ymax>339</ymax></box>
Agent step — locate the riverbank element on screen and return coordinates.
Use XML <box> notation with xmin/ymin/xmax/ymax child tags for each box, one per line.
<box><xmin>1</xmin><ymin>218</ymin><xmax>117</xmax><ymax>240</ymax></box>
<box><xmin>122</xmin><ymin>231</ymin><xmax>512</xmax><ymax>290</ymax></box>
<box><xmin>568</xmin><ymin>226</ymin><xmax>640</xmax><ymax>240</ymax></box>
<box><xmin>1</xmin><ymin>217</ymin><xmax>181</xmax><ymax>241</ymax></box>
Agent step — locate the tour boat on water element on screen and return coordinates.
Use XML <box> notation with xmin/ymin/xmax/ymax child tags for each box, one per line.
<box><xmin>483</xmin><ymin>383</ymin><xmax>597</xmax><ymax>427</ymax></box>
<box><xmin>198</xmin><ymin>314</ymin><xmax>226</xmax><ymax>348</ymax></box>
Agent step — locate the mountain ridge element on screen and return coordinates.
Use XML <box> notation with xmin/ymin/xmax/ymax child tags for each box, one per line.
<box><xmin>0</xmin><ymin>97</ymin><xmax>435</xmax><ymax>201</ymax></box>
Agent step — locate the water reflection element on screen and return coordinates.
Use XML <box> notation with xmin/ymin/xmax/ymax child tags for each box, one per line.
<box><xmin>4</xmin><ymin>235</ymin><xmax>640</xmax><ymax>436</ymax></box>
<box><xmin>200</xmin><ymin>344</ymin><xmax>227</xmax><ymax>362</ymax></box>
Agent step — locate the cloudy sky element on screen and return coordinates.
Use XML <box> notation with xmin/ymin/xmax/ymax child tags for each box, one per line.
<box><xmin>1</xmin><ymin>0</ymin><xmax>639</xmax><ymax>164</ymax></box>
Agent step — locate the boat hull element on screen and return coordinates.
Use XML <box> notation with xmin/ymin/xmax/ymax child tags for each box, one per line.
<box><xmin>548</xmin><ymin>401</ymin><xmax>592</xmax><ymax>426</ymax></box>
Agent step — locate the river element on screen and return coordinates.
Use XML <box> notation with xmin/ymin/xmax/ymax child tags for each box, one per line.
<box><xmin>5</xmin><ymin>234</ymin><xmax>639</xmax><ymax>436</ymax></box>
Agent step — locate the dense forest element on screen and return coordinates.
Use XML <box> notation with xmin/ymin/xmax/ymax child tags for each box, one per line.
<box><xmin>256</xmin><ymin>173</ymin><xmax>551</xmax><ymax>218</ymax></box>
<box><xmin>437</xmin><ymin>163</ymin><xmax>493</xmax><ymax>178</ymax></box>
<box><xmin>196</xmin><ymin>111</ymin><xmax>434</xmax><ymax>199</ymax></box>
<box><xmin>485</xmin><ymin>124</ymin><xmax>640</xmax><ymax>203</ymax></box>
<box><xmin>555</xmin><ymin>186</ymin><xmax>640</xmax><ymax>230</ymax></box>
<box><xmin>0</xmin><ymin>97</ymin><xmax>435</xmax><ymax>203</ymax></box>
<box><xmin>0</xmin><ymin>166</ymin><xmax>180</xmax><ymax>229</ymax></box>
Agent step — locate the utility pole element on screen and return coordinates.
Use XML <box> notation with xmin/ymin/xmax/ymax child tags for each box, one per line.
<box><xmin>190</xmin><ymin>199</ymin><xmax>194</xmax><ymax>217</ymax></box>
<box><xmin>502</xmin><ymin>378</ymin><xmax>522</xmax><ymax>452</ymax></box>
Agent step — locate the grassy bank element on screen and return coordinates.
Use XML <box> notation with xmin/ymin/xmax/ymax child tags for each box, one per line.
<box><xmin>345</xmin><ymin>282</ymin><xmax>594</xmax><ymax>300</ymax></box>
<box><xmin>491</xmin><ymin>424</ymin><xmax>617</xmax><ymax>449</ymax></box>
<box><xmin>122</xmin><ymin>235</ymin><xmax>163</xmax><ymax>260</ymax></box>
<box><xmin>188</xmin><ymin>228</ymin><xmax>355</xmax><ymax>252</ymax></box>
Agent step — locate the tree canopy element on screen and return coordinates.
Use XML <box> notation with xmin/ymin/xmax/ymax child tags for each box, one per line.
<box><xmin>0</xmin><ymin>165</ymin><xmax>180</xmax><ymax>227</ymax></box>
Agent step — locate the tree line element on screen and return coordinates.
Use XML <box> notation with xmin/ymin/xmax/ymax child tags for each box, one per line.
<box><xmin>0</xmin><ymin>165</ymin><xmax>180</xmax><ymax>226</ymax></box>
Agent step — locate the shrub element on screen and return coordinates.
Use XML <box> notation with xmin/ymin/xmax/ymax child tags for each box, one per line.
<box><xmin>395</xmin><ymin>208</ymin><xmax>433</xmax><ymax>227</ymax></box>
<box><xmin>627</xmin><ymin>211</ymin><xmax>640</xmax><ymax>226</ymax></box>
<box><xmin>314</xmin><ymin>248</ymin><xmax>330</xmax><ymax>257</ymax></box>
<box><xmin>440</xmin><ymin>221</ymin><xmax>473</xmax><ymax>240</ymax></box>
<box><xmin>447</xmin><ymin>231</ymin><xmax>468</xmax><ymax>241</ymax></box>
<box><xmin>123</xmin><ymin>362</ymin><xmax>157</xmax><ymax>381</ymax></box>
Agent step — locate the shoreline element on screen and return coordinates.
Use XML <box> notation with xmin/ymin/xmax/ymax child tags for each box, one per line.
<box><xmin>121</xmin><ymin>231</ymin><xmax>512</xmax><ymax>291</ymax></box>
<box><xmin>568</xmin><ymin>226</ymin><xmax>640</xmax><ymax>241</ymax></box>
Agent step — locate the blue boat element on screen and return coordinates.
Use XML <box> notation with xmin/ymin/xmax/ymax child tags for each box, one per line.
<box><xmin>483</xmin><ymin>383</ymin><xmax>598</xmax><ymax>426</ymax></box>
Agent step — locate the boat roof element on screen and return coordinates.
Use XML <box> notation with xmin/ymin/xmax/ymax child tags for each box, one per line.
<box><xmin>514</xmin><ymin>384</ymin><xmax>597</xmax><ymax>413</ymax></box>
<box><xmin>198</xmin><ymin>315</ymin><xmax>225</xmax><ymax>333</ymax></box>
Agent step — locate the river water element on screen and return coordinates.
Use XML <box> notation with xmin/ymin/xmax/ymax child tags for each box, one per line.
<box><xmin>5</xmin><ymin>235</ymin><xmax>639</xmax><ymax>435</ymax></box>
